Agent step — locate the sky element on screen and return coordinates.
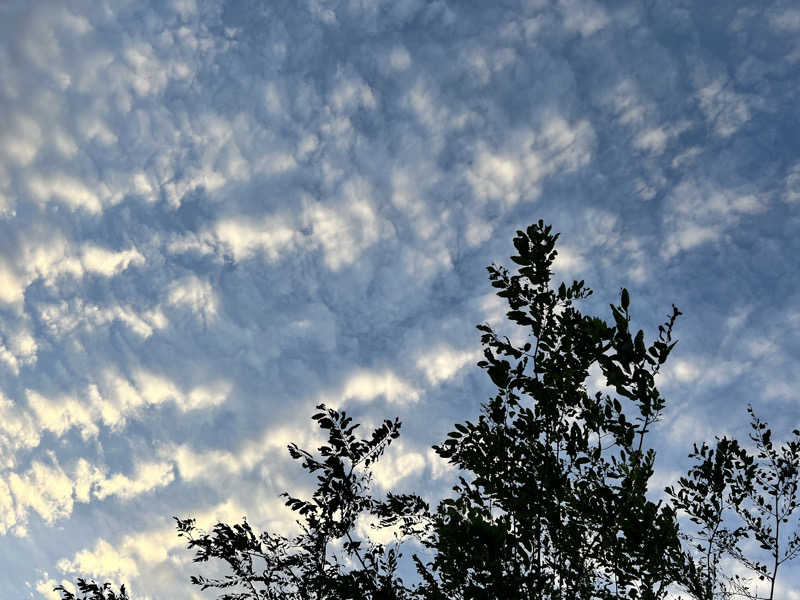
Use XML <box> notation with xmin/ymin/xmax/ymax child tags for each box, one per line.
<box><xmin>1</xmin><ymin>0</ymin><xmax>799</xmax><ymax>598</ymax></box>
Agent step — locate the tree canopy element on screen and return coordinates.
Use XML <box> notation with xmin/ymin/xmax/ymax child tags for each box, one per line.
<box><xmin>57</xmin><ymin>221</ymin><xmax>800</xmax><ymax>600</ymax></box>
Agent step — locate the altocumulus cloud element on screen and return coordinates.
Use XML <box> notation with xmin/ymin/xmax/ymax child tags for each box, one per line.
<box><xmin>0</xmin><ymin>0</ymin><xmax>798</xmax><ymax>597</ymax></box>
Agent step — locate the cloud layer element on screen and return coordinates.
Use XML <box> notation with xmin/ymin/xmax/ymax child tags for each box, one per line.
<box><xmin>1</xmin><ymin>0</ymin><xmax>799</xmax><ymax>597</ymax></box>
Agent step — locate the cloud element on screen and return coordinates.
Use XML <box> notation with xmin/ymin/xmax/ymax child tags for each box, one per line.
<box><xmin>0</xmin><ymin>393</ymin><xmax>40</xmax><ymax>468</ymax></box>
<box><xmin>1</xmin><ymin>456</ymin><xmax>176</xmax><ymax>535</ymax></box>
<box><xmin>81</xmin><ymin>245</ymin><xmax>145</xmax><ymax>277</ymax></box>
<box><xmin>697</xmin><ymin>78</ymin><xmax>753</xmax><ymax>138</ymax></box>
<box><xmin>6</xmin><ymin>459</ymin><xmax>77</xmax><ymax>532</ymax></box>
<box><xmin>167</xmin><ymin>275</ymin><xmax>218</xmax><ymax>321</ymax></box>
<box><xmin>303</xmin><ymin>178</ymin><xmax>389</xmax><ymax>271</ymax></box>
<box><xmin>168</xmin><ymin>214</ymin><xmax>299</xmax><ymax>264</ymax></box>
<box><xmin>371</xmin><ymin>443</ymin><xmax>426</xmax><ymax>489</ymax></box>
<box><xmin>662</xmin><ymin>180</ymin><xmax>766</xmax><ymax>258</ymax></box>
<box><xmin>769</xmin><ymin>8</ymin><xmax>800</xmax><ymax>32</ymax></box>
<box><xmin>37</xmin><ymin>299</ymin><xmax>167</xmax><ymax>340</ymax></box>
<box><xmin>57</xmin><ymin>539</ymin><xmax>140</xmax><ymax>585</ymax></box>
<box><xmin>552</xmin><ymin>245</ymin><xmax>587</xmax><ymax>277</ymax></box>
<box><xmin>163</xmin><ymin>422</ymin><xmax>317</xmax><ymax>484</ymax></box>
<box><xmin>416</xmin><ymin>346</ymin><xmax>479</xmax><ymax>386</ymax></box>
<box><xmin>28</xmin><ymin>174</ymin><xmax>105</xmax><ymax>214</ymax></box>
<box><xmin>558</xmin><ymin>0</ymin><xmax>609</xmax><ymax>37</ymax></box>
<box><xmin>34</xmin><ymin>574</ymin><xmax>71</xmax><ymax>600</ymax></box>
<box><xmin>94</xmin><ymin>461</ymin><xmax>175</xmax><ymax>501</ymax></box>
<box><xmin>49</xmin><ymin>497</ymin><xmax>292</xmax><ymax>595</ymax></box>
<box><xmin>2</xmin><ymin>0</ymin><xmax>800</xmax><ymax>597</ymax></box>
<box><xmin>0</xmin><ymin>235</ymin><xmax>144</xmax><ymax>309</ymax></box>
<box><xmin>0</xmin><ymin>371</ymin><xmax>230</xmax><ymax>474</ymax></box>
<box><xmin>784</xmin><ymin>162</ymin><xmax>800</xmax><ymax>204</ymax></box>
<box><xmin>26</xmin><ymin>390</ymin><xmax>99</xmax><ymax>441</ymax></box>
<box><xmin>387</xmin><ymin>46</ymin><xmax>411</xmax><ymax>71</ymax></box>
<box><xmin>659</xmin><ymin>355</ymin><xmax>746</xmax><ymax>390</ymax></box>
<box><xmin>466</xmin><ymin>117</ymin><xmax>595</xmax><ymax>207</ymax></box>
<box><xmin>339</xmin><ymin>370</ymin><xmax>420</xmax><ymax>405</ymax></box>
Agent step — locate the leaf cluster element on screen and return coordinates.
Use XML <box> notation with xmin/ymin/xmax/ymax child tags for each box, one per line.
<box><xmin>425</xmin><ymin>221</ymin><xmax>683</xmax><ymax>600</ymax></box>
<box><xmin>54</xmin><ymin>579</ymin><xmax>128</xmax><ymax>600</ymax></box>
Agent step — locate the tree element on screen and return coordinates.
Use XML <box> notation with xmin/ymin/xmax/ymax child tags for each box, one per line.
<box><xmin>53</xmin><ymin>579</ymin><xmax>128</xmax><ymax>600</ymax></box>
<box><xmin>419</xmin><ymin>221</ymin><xmax>684</xmax><ymax>600</ymax></box>
<box><xmin>174</xmin><ymin>404</ymin><xmax>427</xmax><ymax>600</ymax></box>
<box><xmin>56</xmin><ymin>221</ymin><xmax>800</xmax><ymax>600</ymax></box>
<box><xmin>667</xmin><ymin>406</ymin><xmax>800</xmax><ymax>600</ymax></box>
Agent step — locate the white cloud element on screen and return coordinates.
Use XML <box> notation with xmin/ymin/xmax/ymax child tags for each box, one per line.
<box><xmin>303</xmin><ymin>178</ymin><xmax>388</xmax><ymax>270</ymax></box>
<box><xmin>608</xmin><ymin>80</ymin><xmax>646</xmax><ymax>126</ymax></box>
<box><xmin>388</xmin><ymin>46</ymin><xmax>411</xmax><ymax>71</ymax></box>
<box><xmin>7</xmin><ymin>459</ymin><xmax>76</xmax><ymax>530</ymax></box>
<box><xmin>26</xmin><ymin>390</ymin><xmax>99</xmax><ymax>441</ymax></box>
<box><xmin>461</xmin><ymin>46</ymin><xmax>517</xmax><ymax>86</ymax></box>
<box><xmin>340</xmin><ymin>370</ymin><xmax>420</xmax><ymax>405</ymax></box>
<box><xmin>330</xmin><ymin>75</ymin><xmax>376</xmax><ymax>113</ymax></box>
<box><xmin>604</xmin><ymin>80</ymin><xmax>688</xmax><ymax>159</ymax></box>
<box><xmin>34</xmin><ymin>574</ymin><xmax>66</xmax><ymax>600</ymax></box>
<box><xmin>37</xmin><ymin>299</ymin><xmax>167</xmax><ymax>340</ymax></box>
<box><xmin>784</xmin><ymin>162</ymin><xmax>800</xmax><ymax>204</ymax></box>
<box><xmin>663</xmin><ymin>180</ymin><xmax>766</xmax><ymax>258</ymax></box>
<box><xmin>203</xmin><ymin>215</ymin><xmax>298</xmax><ymax>262</ymax></box>
<box><xmin>416</xmin><ymin>346</ymin><xmax>478</xmax><ymax>386</ymax></box>
<box><xmin>552</xmin><ymin>245</ymin><xmax>586</xmax><ymax>276</ymax></box>
<box><xmin>558</xmin><ymin>0</ymin><xmax>609</xmax><ymax>37</ymax></box>
<box><xmin>28</xmin><ymin>174</ymin><xmax>105</xmax><ymax>213</ymax></box>
<box><xmin>769</xmin><ymin>8</ymin><xmax>800</xmax><ymax>32</ymax></box>
<box><xmin>119</xmin><ymin>370</ymin><xmax>231</xmax><ymax>415</ymax></box>
<box><xmin>466</xmin><ymin>117</ymin><xmax>594</xmax><ymax>206</ymax></box>
<box><xmin>659</xmin><ymin>355</ymin><xmax>745</xmax><ymax>390</ymax></box>
<box><xmin>427</xmin><ymin>447</ymin><xmax>455</xmax><ymax>481</ymax></box>
<box><xmin>167</xmin><ymin>275</ymin><xmax>218</xmax><ymax>321</ymax></box>
<box><xmin>697</xmin><ymin>78</ymin><xmax>752</xmax><ymax>138</ymax></box>
<box><xmin>0</xmin><ymin>114</ymin><xmax>42</xmax><ymax>166</ymax></box>
<box><xmin>0</xmin><ymin>237</ymin><xmax>144</xmax><ymax>309</ymax></box>
<box><xmin>669</xmin><ymin>359</ymin><xmax>701</xmax><ymax>384</ymax></box>
<box><xmin>0</xmin><ymin>259</ymin><xmax>25</xmax><ymax>304</ymax></box>
<box><xmin>0</xmin><ymin>371</ymin><xmax>231</xmax><ymax>473</ymax></box>
<box><xmin>0</xmin><ymin>477</ymin><xmax>19</xmax><ymax>535</ymax></box>
<box><xmin>94</xmin><ymin>460</ymin><xmax>175</xmax><ymax>501</ymax></box>
<box><xmin>57</xmin><ymin>539</ymin><xmax>140</xmax><ymax>584</ymax></box>
<box><xmin>406</xmin><ymin>77</ymin><xmax>468</xmax><ymax>153</ymax></box>
<box><xmin>49</xmin><ymin>498</ymin><xmax>282</xmax><ymax>594</ymax></box>
<box><xmin>633</xmin><ymin>127</ymin><xmax>668</xmax><ymax>155</ymax></box>
<box><xmin>0</xmin><ymin>393</ymin><xmax>40</xmax><ymax>469</ymax></box>
<box><xmin>165</xmin><ymin>423</ymin><xmax>317</xmax><ymax>483</ymax></box>
<box><xmin>371</xmin><ymin>443</ymin><xmax>426</xmax><ymax>489</ymax></box>
<box><xmin>81</xmin><ymin>245</ymin><xmax>144</xmax><ymax>277</ymax></box>
<box><xmin>665</xmin><ymin>403</ymin><xmax>717</xmax><ymax>446</ymax></box>
<box><xmin>1</xmin><ymin>456</ymin><xmax>177</xmax><ymax>535</ymax></box>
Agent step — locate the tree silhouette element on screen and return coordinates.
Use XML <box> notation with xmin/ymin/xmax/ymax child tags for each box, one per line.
<box><xmin>667</xmin><ymin>406</ymin><xmax>800</xmax><ymax>599</ymax></box>
<box><xmin>419</xmin><ymin>221</ymin><xmax>684</xmax><ymax>599</ymax></box>
<box><xmin>174</xmin><ymin>404</ymin><xmax>428</xmax><ymax>600</ymax></box>
<box><xmin>54</xmin><ymin>579</ymin><xmax>128</xmax><ymax>600</ymax></box>
<box><xmin>55</xmin><ymin>222</ymin><xmax>800</xmax><ymax>600</ymax></box>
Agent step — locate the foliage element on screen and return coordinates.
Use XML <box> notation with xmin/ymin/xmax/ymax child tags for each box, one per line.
<box><xmin>174</xmin><ymin>404</ymin><xmax>428</xmax><ymax>600</ymax></box>
<box><xmin>54</xmin><ymin>579</ymin><xmax>128</xmax><ymax>600</ymax></box>
<box><xmin>56</xmin><ymin>221</ymin><xmax>800</xmax><ymax>600</ymax></box>
<box><xmin>419</xmin><ymin>221</ymin><xmax>684</xmax><ymax>599</ymax></box>
<box><xmin>667</xmin><ymin>407</ymin><xmax>800</xmax><ymax>600</ymax></box>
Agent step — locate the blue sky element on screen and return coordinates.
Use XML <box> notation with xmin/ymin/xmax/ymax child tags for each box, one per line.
<box><xmin>1</xmin><ymin>0</ymin><xmax>799</xmax><ymax>598</ymax></box>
